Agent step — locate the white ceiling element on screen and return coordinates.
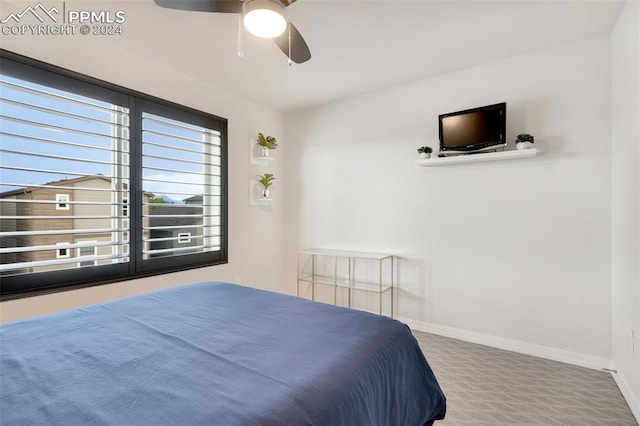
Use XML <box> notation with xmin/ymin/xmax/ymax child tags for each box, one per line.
<box><xmin>2</xmin><ymin>0</ymin><xmax>627</xmax><ymax>112</ymax></box>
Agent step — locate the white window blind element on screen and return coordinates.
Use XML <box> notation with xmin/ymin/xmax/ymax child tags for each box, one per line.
<box><xmin>0</xmin><ymin>75</ymin><xmax>130</xmax><ymax>277</ymax></box>
<box><xmin>141</xmin><ymin>112</ymin><xmax>222</xmax><ymax>260</ymax></box>
<box><xmin>0</xmin><ymin>52</ymin><xmax>227</xmax><ymax>297</ymax></box>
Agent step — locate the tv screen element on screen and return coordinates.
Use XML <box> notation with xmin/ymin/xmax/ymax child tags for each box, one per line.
<box><xmin>439</xmin><ymin>102</ymin><xmax>506</xmax><ymax>153</ymax></box>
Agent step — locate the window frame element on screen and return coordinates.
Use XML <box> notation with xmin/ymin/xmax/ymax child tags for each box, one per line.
<box><xmin>0</xmin><ymin>50</ymin><xmax>228</xmax><ymax>300</ymax></box>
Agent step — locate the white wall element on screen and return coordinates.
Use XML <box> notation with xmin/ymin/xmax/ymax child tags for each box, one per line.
<box><xmin>0</xmin><ymin>35</ymin><xmax>286</xmax><ymax>323</ymax></box>
<box><xmin>611</xmin><ymin>0</ymin><xmax>640</xmax><ymax>418</ymax></box>
<box><xmin>285</xmin><ymin>37</ymin><xmax>613</xmax><ymax>365</ymax></box>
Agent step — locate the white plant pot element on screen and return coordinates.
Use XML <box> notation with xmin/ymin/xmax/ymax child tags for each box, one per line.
<box><xmin>261</xmin><ymin>188</ymin><xmax>270</xmax><ymax>199</ymax></box>
<box><xmin>516</xmin><ymin>142</ymin><xmax>533</xmax><ymax>150</ymax></box>
<box><xmin>260</xmin><ymin>147</ymin><xmax>270</xmax><ymax>157</ymax></box>
<box><xmin>418</xmin><ymin>153</ymin><xmax>430</xmax><ymax>159</ymax></box>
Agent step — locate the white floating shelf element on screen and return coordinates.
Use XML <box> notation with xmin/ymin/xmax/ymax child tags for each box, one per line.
<box><xmin>415</xmin><ymin>148</ymin><xmax>537</xmax><ymax>166</ymax></box>
<box><xmin>251</xmin><ymin>198</ymin><xmax>272</xmax><ymax>205</ymax></box>
<box><xmin>249</xmin><ymin>138</ymin><xmax>275</xmax><ymax>166</ymax></box>
<box><xmin>249</xmin><ymin>179</ymin><xmax>273</xmax><ymax>206</ymax></box>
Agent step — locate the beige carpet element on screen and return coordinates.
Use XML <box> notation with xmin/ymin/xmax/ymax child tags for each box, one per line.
<box><xmin>413</xmin><ymin>331</ymin><xmax>638</xmax><ymax>425</ymax></box>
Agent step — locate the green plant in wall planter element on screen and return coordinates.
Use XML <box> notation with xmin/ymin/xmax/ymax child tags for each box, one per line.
<box><xmin>257</xmin><ymin>173</ymin><xmax>275</xmax><ymax>198</ymax></box>
<box><xmin>417</xmin><ymin>146</ymin><xmax>433</xmax><ymax>159</ymax></box>
<box><xmin>257</xmin><ymin>133</ymin><xmax>278</xmax><ymax>157</ymax></box>
<box><xmin>515</xmin><ymin>133</ymin><xmax>535</xmax><ymax>150</ymax></box>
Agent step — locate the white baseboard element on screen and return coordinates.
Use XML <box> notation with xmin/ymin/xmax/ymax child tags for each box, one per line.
<box><xmin>610</xmin><ymin>365</ymin><xmax>640</xmax><ymax>425</ymax></box>
<box><xmin>397</xmin><ymin>316</ymin><xmax>611</xmax><ymax>371</ymax></box>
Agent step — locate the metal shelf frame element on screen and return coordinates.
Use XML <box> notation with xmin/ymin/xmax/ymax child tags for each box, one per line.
<box><xmin>297</xmin><ymin>249</ymin><xmax>394</xmax><ymax>317</ymax></box>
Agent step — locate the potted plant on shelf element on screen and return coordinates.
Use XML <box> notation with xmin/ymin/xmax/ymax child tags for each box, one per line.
<box><xmin>257</xmin><ymin>133</ymin><xmax>278</xmax><ymax>157</ymax></box>
<box><xmin>515</xmin><ymin>133</ymin><xmax>535</xmax><ymax>150</ymax></box>
<box><xmin>417</xmin><ymin>146</ymin><xmax>433</xmax><ymax>159</ymax></box>
<box><xmin>257</xmin><ymin>173</ymin><xmax>275</xmax><ymax>199</ymax></box>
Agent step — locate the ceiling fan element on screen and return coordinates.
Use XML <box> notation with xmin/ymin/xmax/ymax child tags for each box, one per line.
<box><xmin>153</xmin><ymin>0</ymin><xmax>312</xmax><ymax>64</ymax></box>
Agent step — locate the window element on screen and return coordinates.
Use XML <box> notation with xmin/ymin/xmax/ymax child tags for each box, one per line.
<box><xmin>77</xmin><ymin>241</ymin><xmax>97</xmax><ymax>268</ymax></box>
<box><xmin>56</xmin><ymin>194</ymin><xmax>70</xmax><ymax>210</ymax></box>
<box><xmin>56</xmin><ymin>243</ymin><xmax>70</xmax><ymax>259</ymax></box>
<box><xmin>177</xmin><ymin>233</ymin><xmax>192</xmax><ymax>244</ymax></box>
<box><xmin>0</xmin><ymin>52</ymin><xmax>227</xmax><ymax>297</ymax></box>
<box><xmin>142</xmin><ymin>107</ymin><xmax>222</xmax><ymax>262</ymax></box>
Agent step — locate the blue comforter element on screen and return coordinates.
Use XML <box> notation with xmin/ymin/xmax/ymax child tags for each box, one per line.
<box><xmin>1</xmin><ymin>282</ymin><xmax>446</xmax><ymax>425</ymax></box>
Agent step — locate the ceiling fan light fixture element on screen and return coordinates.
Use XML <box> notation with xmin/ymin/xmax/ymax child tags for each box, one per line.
<box><xmin>243</xmin><ymin>0</ymin><xmax>287</xmax><ymax>39</ymax></box>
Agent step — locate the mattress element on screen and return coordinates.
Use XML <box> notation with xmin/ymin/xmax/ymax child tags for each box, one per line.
<box><xmin>0</xmin><ymin>281</ymin><xmax>446</xmax><ymax>425</ymax></box>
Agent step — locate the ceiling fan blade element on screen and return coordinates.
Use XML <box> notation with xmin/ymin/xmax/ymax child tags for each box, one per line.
<box><xmin>273</xmin><ymin>22</ymin><xmax>311</xmax><ymax>64</ymax></box>
<box><xmin>153</xmin><ymin>0</ymin><xmax>243</xmax><ymax>14</ymax></box>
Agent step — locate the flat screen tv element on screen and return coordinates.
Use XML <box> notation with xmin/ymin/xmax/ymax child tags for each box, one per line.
<box><xmin>439</xmin><ymin>102</ymin><xmax>506</xmax><ymax>153</ymax></box>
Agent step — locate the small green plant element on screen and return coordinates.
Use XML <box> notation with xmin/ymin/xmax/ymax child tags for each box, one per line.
<box><xmin>417</xmin><ymin>146</ymin><xmax>433</xmax><ymax>154</ymax></box>
<box><xmin>515</xmin><ymin>133</ymin><xmax>535</xmax><ymax>144</ymax></box>
<box><xmin>257</xmin><ymin>133</ymin><xmax>278</xmax><ymax>150</ymax></box>
<box><xmin>257</xmin><ymin>173</ymin><xmax>275</xmax><ymax>189</ymax></box>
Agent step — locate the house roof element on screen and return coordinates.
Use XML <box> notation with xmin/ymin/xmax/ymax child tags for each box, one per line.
<box><xmin>0</xmin><ymin>175</ymin><xmax>148</xmax><ymax>198</ymax></box>
<box><xmin>184</xmin><ymin>194</ymin><xmax>203</xmax><ymax>204</ymax></box>
<box><xmin>0</xmin><ymin>175</ymin><xmax>112</xmax><ymax>198</ymax></box>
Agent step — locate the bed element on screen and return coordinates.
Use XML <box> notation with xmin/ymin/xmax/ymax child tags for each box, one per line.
<box><xmin>0</xmin><ymin>281</ymin><xmax>446</xmax><ymax>425</ymax></box>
